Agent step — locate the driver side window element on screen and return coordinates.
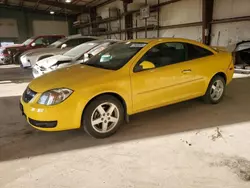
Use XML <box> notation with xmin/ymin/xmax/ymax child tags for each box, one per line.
<box><xmin>134</xmin><ymin>42</ymin><xmax>186</xmax><ymax>72</ymax></box>
<box><xmin>34</xmin><ymin>37</ymin><xmax>48</xmax><ymax>46</ymax></box>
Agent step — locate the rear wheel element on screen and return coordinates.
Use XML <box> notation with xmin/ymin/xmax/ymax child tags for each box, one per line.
<box><xmin>203</xmin><ymin>75</ymin><xmax>226</xmax><ymax>104</ymax></box>
<box><xmin>82</xmin><ymin>95</ymin><xmax>124</xmax><ymax>138</ymax></box>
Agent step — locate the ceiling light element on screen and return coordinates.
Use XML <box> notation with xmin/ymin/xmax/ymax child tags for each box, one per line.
<box><xmin>50</xmin><ymin>11</ymin><xmax>55</xmax><ymax>14</ymax></box>
<box><xmin>65</xmin><ymin>0</ymin><xmax>72</xmax><ymax>3</ymax></box>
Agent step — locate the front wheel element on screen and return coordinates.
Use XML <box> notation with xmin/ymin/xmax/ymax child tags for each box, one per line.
<box><xmin>203</xmin><ymin>75</ymin><xmax>226</xmax><ymax>104</ymax></box>
<box><xmin>82</xmin><ymin>95</ymin><xmax>124</xmax><ymax>138</ymax></box>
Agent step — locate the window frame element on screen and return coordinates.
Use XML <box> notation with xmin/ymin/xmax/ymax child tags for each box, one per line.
<box><xmin>33</xmin><ymin>37</ymin><xmax>48</xmax><ymax>46</ymax></box>
<box><xmin>133</xmin><ymin>42</ymin><xmax>188</xmax><ymax>73</ymax></box>
<box><xmin>133</xmin><ymin>41</ymin><xmax>215</xmax><ymax>73</ymax></box>
<box><xmin>185</xmin><ymin>43</ymin><xmax>214</xmax><ymax>61</ymax></box>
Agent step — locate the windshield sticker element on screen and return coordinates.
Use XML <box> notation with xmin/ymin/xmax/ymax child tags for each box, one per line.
<box><xmin>100</xmin><ymin>54</ymin><xmax>112</xmax><ymax>63</ymax></box>
<box><xmin>130</xmin><ymin>43</ymin><xmax>146</xmax><ymax>48</ymax></box>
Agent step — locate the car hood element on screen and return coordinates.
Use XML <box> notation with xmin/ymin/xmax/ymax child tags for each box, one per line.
<box><xmin>5</xmin><ymin>44</ymin><xmax>24</xmax><ymax>49</ymax></box>
<box><xmin>25</xmin><ymin>48</ymin><xmax>65</xmax><ymax>57</ymax></box>
<box><xmin>37</xmin><ymin>55</ymin><xmax>73</xmax><ymax>68</ymax></box>
<box><xmin>29</xmin><ymin>64</ymin><xmax>112</xmax><ymax>92</ymax></box>
<box><xmin>22</xmin><ymin>48</ymin><xmax>48</xmax><ymax>56</ymax></box>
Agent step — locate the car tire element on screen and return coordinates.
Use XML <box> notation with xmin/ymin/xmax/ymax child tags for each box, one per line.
<box><xmin>203</xmin><ymin>75</ymin><xmax>226</xmax><ymax>104</ymax></box>
<box><xmin>82</xmin><ymin>95</ymin><xmax>124</xmax><ymax>139</ymax></box>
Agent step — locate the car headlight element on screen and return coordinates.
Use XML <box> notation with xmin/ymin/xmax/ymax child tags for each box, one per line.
<box><xmin>38</xmin><ymin>88</ymin><xmax>73</xmax><ymax>105</ymax></box>
<box><xmin>21</xmin><ymin>55</ymin><xmax>27</xmax><ymax>62</ymax></box>
<box><xmin>40</xmin><ymin>66</ymin><xmax>46</xmax><ymax>71</ymax></box>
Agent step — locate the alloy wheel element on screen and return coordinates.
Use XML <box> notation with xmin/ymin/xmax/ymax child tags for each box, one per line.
<box><xmin>91</xmin><ymin>102</ymin><xmax>120</xmax><ymax>133</ymax></box>
<box><xmin>210</xmin><ymin>80</ymin><xmax>224</xmax><ymax>101</ymax></box>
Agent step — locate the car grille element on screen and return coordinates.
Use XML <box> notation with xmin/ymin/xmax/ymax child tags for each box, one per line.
<box><xmin>22</xmin><ymin>87</ymin><xmax>37</xmax><ymax>103</ymax></box>
<box><xmin>40</xmin><ymin>66</ymin><xmax>46</xmax><ymax>71</ymax></box>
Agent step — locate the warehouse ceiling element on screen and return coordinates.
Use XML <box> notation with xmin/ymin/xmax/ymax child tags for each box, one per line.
<box><xmin>0</xmin><ymin>0</ymin><xmax>112</xmax><ymax>15</ymax></box>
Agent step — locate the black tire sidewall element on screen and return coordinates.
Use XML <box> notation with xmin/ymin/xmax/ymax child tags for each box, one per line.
<box><xmin>83</xmin><ymin>95</ymin><xmax>124</xmax><ymax>138</ymax></box>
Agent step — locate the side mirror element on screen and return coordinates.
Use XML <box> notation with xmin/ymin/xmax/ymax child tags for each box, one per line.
<box><xmin>88</xmin><ymin>53</ymin><xmax>93</xmax><ymax>59</ymax></box>
<box><xmin>61</xmin><ymin>44</ymin><xmax>67</xmax><ymax>49</ymax></box>
<box><xmin>139</xmin><ymin>61</ymin><xmax>155</xmax><ymax>71</ymax></box>
<box><xmin>31</xmin><ymin>43</ymin><xmax>36</xmax><ymax>47</ymax></box>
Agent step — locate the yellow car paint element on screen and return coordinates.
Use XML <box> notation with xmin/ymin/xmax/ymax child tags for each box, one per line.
<box><xmin>21</xmin><ymin>38</ymin><xmax>234</xmax><ymax>132</ymax></box>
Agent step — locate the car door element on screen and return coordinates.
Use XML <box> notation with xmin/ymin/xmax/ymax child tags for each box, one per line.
<box><xmin>182</xmin><ymin>43</ymin><xmax>216</xmax><ymax>95</ymax></box>
<box><xmin>131</xmin><ymin>42</ymin><xmax>194</xmax><ymax>113</ymax></box>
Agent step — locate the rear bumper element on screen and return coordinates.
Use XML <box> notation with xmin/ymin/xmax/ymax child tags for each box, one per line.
<box><xmin>234</xmin><ymin>68</ymin><xmax>250</xmax><ymax>74</ymax></box>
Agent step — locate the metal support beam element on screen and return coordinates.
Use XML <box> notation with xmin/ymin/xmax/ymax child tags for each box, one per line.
<box><xmin>96</xmin><ymin>0</ymin><xmax>117</xmax><ymax>8</ymax></box>
<box><xmin>22</xmin><ymin>0</ymin><xmax>87</xmax><ymax>12</ymax></box>
<box><xmin>123</xmin><ymin>0</ymin><xmax>133</xmax><ymax>39</ymax></box>
<box><xmin>19</xmin><ymin>0</ymin><xmax>24</xmax><ymax>7</ymax></box>
<box><xmin>202</xmin><ymin>0</ymin><xmax>214</xmax><ymax>45</ymax></box>
<box><xmin>34</xmin><ymin>0</ymin><xmax>41</xmax><ymax>10</ymax></box>
<box><xmin>89</xmin><ymin>7</ymin><xmax>97</xmax><ymax>36</ymax></box>
<box><xmin>0</xmin><ymin>4</ymin><xmax>76</xmax><ymax>17</ymax></box>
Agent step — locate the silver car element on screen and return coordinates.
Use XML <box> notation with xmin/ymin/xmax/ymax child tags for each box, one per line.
<box><xmin>20</xmin><ymin>35</ymin><xmax>98</xmax><ymax>68</ymax></box>
<box><xmin>32</xmin><ymin>39</ymin><xmax>119</xmax><ymax>78</ymax></box>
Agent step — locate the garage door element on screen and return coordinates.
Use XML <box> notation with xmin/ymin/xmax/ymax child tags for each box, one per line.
<box><xmin>0</xmin><ymin>18</ymin><xmax>18</xmax><ymax>38</ymax></box>
<box><xmin>33</xmin><ymin>20</ymin><xmax>69</xmax><ymax>36</ymax></box>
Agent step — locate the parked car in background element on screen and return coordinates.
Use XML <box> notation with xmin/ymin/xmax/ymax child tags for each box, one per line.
<box><xmin>2</xmin><ymin>35</ymin><xmax>64</xmax><ymax>64</ymax></box>
<box><xmin>20</xmin><ymin>35</ymin><xmax>98</xmax><ymax>68</ymax></box>
<box><xmin>32</xmin><ymin>39</ymin><xmax>119</xmax><ymax>78</ymax></box>
<box><xmin>20</xmin><ymin>38</ymin><xmax>234</xmax><ymax>138</ymax></box>
<box><xmin>0</xmin><ymin>47</ymin><xmax>11</xmax><ymax>64</ymax></box>
<box><xmin>229</xmin><ymin>41</ymin><xmax>250</xmax><ymax>74</ymax></box>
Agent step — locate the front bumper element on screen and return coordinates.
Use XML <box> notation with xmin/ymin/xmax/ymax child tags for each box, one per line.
<box><xmin>32</xmin><ymin>66</ymin><xmax>44</xmax><ymax>78</ymax></box>
<box><xmin>20</xmin><ymin>56</ymin><xmax>31</xmax><ymax>68</ymax></box>
<box><xmin>32</xmin><ymin>65</ymin><xmax>53</xmax><ymax>78</ymax></box>
<box><xmin>0</xmin><ymin>56</ymin><xmax>10</xmax><ymax>64</ymax></box>
<box><xmin>20</xmin><ymin>92</ymin><xmax>85</xmax><ymax>131</ymax></box>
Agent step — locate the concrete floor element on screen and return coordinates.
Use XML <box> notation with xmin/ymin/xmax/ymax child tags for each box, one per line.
<box><xmin>0</xmin><ymin>65</ymin><xmax>250</xmax><ymax>188</ymax></box>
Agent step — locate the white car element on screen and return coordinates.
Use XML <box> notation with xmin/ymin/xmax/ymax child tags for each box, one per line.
<box><xmin>20</xmin><ymin>35</ymin><xmax>98</xmax><ymax>68</ymax></box>
<box><xmin>32</xmin><ymin>39</ymin><xmax>119</xmax><ymax>78</ymax></box>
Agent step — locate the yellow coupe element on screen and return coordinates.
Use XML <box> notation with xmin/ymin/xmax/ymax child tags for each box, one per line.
<box><xmin>20</xmin><ymin>38</ymin><xmax>234</xmax><ymax>138</ymax></box>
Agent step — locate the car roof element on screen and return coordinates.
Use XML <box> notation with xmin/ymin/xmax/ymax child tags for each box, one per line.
<box><xmin>128</xmin><ymin>38</ymin><xmax>203</xmax><ymax>44</ymax></box>
<box><xmin>66</xmin><ymin>34</ymin><xmax>98</xmax><ymax>39</ymax></box>
<box><xmin>89</xmin><ymin>39</ymin><xmax>121</xmax><ymax>44</ymax></box>
<box><xmin>32</xmin><ymin>35</ymin><xmax>65</xmax><ymax>38</ymax></box>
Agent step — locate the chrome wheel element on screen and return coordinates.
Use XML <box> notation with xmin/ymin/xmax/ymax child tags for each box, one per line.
<box><xmin>91</xmin><ymin>102</ymin><xmax>120</xmax><ymax>133</ymax></box>
<box><xmin>210</xmin><ymin>80</ymin><xmax>224</xmax><ymax>101</ymax></box>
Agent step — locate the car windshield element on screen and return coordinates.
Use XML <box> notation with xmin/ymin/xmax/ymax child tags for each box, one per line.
<box><xmin>87</xmin><ymin>42</ymin><xmax>112</xmax><ymax>56</ymax></box>
<box><xmin>85</xmin><ymin>42</ymin><xmax>147</xmax><ymax>70</ymax></box>
<box><xmin>48</xmin><ymin>38</ymin><xmax>66</xmax><ymax>48</ymax></box>
<box><xmin>63</xmin><ymin>42</ymin><xmax>100</xmax><ymax>58</ymax></box>
<box><xmin>22</xmin><ymin>37</ymin><xmax>35</xmax><ymax>46</ymax></box>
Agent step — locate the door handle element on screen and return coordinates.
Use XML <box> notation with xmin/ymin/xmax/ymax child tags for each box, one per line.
<box><xmin>182</xmin><ymin>69</ymin><xmax>192</xmax><ymax>74</ymax></box>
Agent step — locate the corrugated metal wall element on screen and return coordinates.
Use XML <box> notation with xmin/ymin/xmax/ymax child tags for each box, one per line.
<box><xmin>211</xmin><ymin>0</ymin><xmax>250</xmax><ymax>46</ymax></box>
<box><xmin>78</xmin><ymin>0</ymin><xmax>250</xmax><ymax>46</ymax></box>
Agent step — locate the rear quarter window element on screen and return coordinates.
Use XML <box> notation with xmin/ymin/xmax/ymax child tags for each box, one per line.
<box><xmin>186</xmin><ymin>43</ymin><xmax>214</xmax><ymax>61</ymax></box>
